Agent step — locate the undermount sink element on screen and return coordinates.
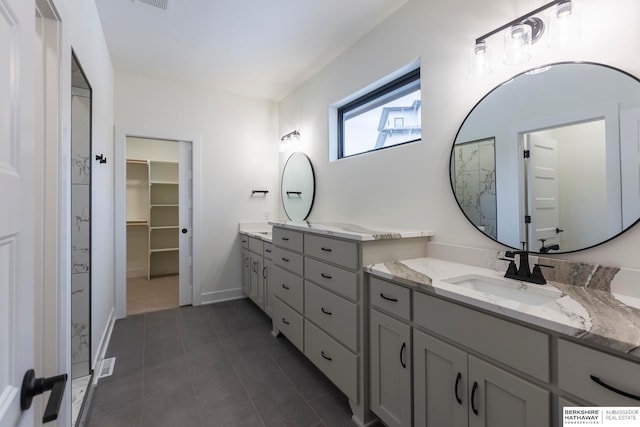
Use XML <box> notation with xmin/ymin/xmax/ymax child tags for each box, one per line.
<box><xmin>441</xmin><ymin>274</ymin><xmax>563</xmax><ymax>306</ymax></box>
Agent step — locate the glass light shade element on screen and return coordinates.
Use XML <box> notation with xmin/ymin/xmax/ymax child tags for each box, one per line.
<box><xmin>470</xmin><ymin>41</ymin><xmax>492</xmax><ymax>78</ymax></box>
<box><xmin>504</xmin><ymin>23</ymin><xmax>532</xmax><ymax>65</ymax></box>
<box><xmin>548</xmin><ymin>1</ymin><xmax>580</xmax><ymax>48</ymax></box>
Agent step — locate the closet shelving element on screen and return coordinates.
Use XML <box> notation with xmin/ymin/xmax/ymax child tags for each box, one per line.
<box><xmin>126</xmin><ymin>159</ymin><xmax>180</xmax><ymax>279</ymax></box>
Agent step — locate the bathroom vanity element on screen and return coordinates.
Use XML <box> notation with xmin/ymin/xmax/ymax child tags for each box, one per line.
<box><xmin>268</xmin><ymin>221</ymin><xmax>433</xmax><ymax>427</ymax></box>
<box><xmin>366</xmin><ymin>250</ymin><xmax>640</xmax><ymax>427</ymax></box>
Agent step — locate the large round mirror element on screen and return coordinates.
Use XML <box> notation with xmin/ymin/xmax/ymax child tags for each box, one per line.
<box><xmin>450</xmin><ymin>62</ymin><xmax>640</xmax><ymax>254</ymax></box>
<box><xmin>281</xmin><ymin>152</ymin><xmax>315</xmax><ymax>221</ymax></box>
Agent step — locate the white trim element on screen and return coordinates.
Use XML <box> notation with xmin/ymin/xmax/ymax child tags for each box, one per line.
<box><xmin>91</xmin><ymin>307</ymin><xmax>115</xmax><ymax>385</ymax></box>
<box><xmin>200</xmin><ymin>288</ymin><xmax>246</xmax><ymax>306</ymax></box>
<box><xmin>126</xmin><ymin>267</ymin><xmax>147</xmax><ymax>279</ymax></box>
<box><xmin>114</xmin><ymin>127</ymin><xmax>202</xmax><ymax>319</ymax></box>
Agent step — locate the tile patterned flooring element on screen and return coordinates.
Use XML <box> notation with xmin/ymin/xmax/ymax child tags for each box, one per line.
<box><xmin>72</xmin><ymin>375</ymin><xmax>92</xmax><ymax>425</ymax></box>
<box><xmin>87</xmin><ymin>298</ymin><xmax>356</xmax><ymax>427</ymax></box>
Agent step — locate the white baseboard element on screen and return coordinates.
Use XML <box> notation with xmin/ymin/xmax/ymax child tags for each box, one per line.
<box><xmin>92</xmin><ymin>307</ymin><xmax>115</xmax><ymax>384</ymax></box>
<box><xmin>126</xmin><ymin>267</ymin><xmax>147</xmax><ymax>279</ymax></box>
<box><xmin>200</xmin><ymin>288</ymin><xmax>246</xmax><ymax>305</ymax></box>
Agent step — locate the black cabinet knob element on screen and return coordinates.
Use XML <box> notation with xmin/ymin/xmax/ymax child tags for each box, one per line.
<box><xmin>182</xmin><ymin>228</ymin><xmax>188</xmax><ymax>234</ymax></box>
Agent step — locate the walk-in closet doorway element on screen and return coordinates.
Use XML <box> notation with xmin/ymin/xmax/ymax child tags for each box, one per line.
<box><xmin>123</xmin><ymin>137</ymin><xmax>194</xmax><ymax>315</ymax></box>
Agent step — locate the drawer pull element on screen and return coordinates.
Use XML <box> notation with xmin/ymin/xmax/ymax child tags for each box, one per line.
<box><xmin>262</xmin><ymin>266</ymin><xmax>267</xmax><ymax>279</ymax></box>
<box><xmin>281</xmin><ymin>257</ymin><xmax>290</xmax><ymax>262</ymax></box>
<box><xmin>321</xmin><ymin>247</ymin><xmax>332</xmax><ymax>252</ymax></box>
<box><xmin>282</xmin><ymin>318</ymin><xmax>290</xmax><ymax>325</ymax></box>
<box><xmin>242</xmin><ymin>239</ymin><xmax>247</xmax><ymax>243</ymax></box>
<box><xmin>321</xmin><ymin>351</ymin><xmax>333</xmax><ymax>361</ymax></box>
<box><xmin>400</xmin><ymin>342</ymin><xmax>407</xmax><ymax>368</ymax></box>
<box><xmin>380</xmin><ymin>293</ymin><xmax>398</xmax><ymax>303</ymax></box>
<box><xmin>454</xmin><ymin>372</ymin><xmax>462</xmax><ymax>405</ymax></box>
<box><xmin>281</xmin><ymin>284</ymin><xmax>290</xmax><ymax>290</ymax></box>
<box><xmin>590</xmin><ymin>375</ymin><xmax>640</xmax><ymax>401</ymax></box>
<box><xmin>321</xmin><ymin>273</ymin><xmax>332</xmax><ymax>279</ymax></box>
<box><xmin>281</xmin><ymin>237</ymin><xmax>290</xmax><ymax>241</ymax></box>
<box><xmin>471</xmin><ymin>382</ymin><xmax>479</xmax><ymax>415</ymax></box>
<box><xmin>265</xmin><ymin>248</ymin><xmax>272</xmax><ymax>253</ymax></box>
<box><xmin>321</xmin><ymin>307</ymin><xmax>333</xmax><ymax>316</ymax></box>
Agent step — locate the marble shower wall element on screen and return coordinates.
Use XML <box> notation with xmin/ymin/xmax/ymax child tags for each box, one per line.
<box><xmin>452</xmin><ymin>138</ymin><xmax>497</xmax><ymax>239</ymax></box>
<box><xmin>71</xmin><ymin>90</ymin><xmax>91</xmax><ymax>379</ymax></box>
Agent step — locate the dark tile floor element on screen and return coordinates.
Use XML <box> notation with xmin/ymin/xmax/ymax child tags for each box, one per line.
<box><xmin>87</xmin><ymin>298</ymin><xmax>356</xmax><ymax>427</ymax></box>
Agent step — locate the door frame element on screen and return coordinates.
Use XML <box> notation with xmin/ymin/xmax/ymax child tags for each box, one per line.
<box><xmin>114</xmin><ymin>127</ymin><xmax>202</xmax><ymax>319</ymax></box>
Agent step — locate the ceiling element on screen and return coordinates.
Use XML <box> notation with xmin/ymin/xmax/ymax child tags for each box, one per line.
<box><xmin>94</xmin><ymin>0</ymin><xmax>410</xmax><ymax>100</ymax></box>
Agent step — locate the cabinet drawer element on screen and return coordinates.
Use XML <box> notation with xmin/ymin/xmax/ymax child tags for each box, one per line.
<box><xmin>304</xmin><ymin>234</ymin><xmax>358</xmax><ymax>270</ymax></box>
<box><xmin>263</xmin><ymin>242</ymin><xmax>273</xmax><ymax>259</ymax></box>
<box><xmin>249</xmin><ymin>237</ymin><xmax>263</xmax><ymax>254</ymax></box>
<box><xmin>413</xmin><ymin>292</ymin><xmax>550</xmax><ymax>382</ymax></box>
<box><xmin>370</xmin><ymin>276</ymin><xmax>411</xmax><ymax>321</ymax></box>
<box><xmin>273</xmin><ymin>227</ymin><xmax>303</xmax><ymax>253</ymax></box>
<box><xmin>272</xmin><ymin>246</ymin><xmax>304</xmax><ymax>276</ymax></box>
<box><xmin>558</xmin><ymin>339</ymin><xmax>640</xmax><ymax>406</ymax></box>
<box><xmin>305</xmin><ymin>258</ymin><xmax>357</xmax><ymax>301</ymax></box>
<box><xmin>273</xmin><ymin>298</ymin><xmax>303</xmax><ymax>352</ymax></box>
<box><xmin>271</xmin><ymin>266</ymin><xmax>304</xmax><ymax>313</ymax></box>
<box><xmin>305</xmin><ymin>281</ymin><xmax>358</xmax><ymax>352</ymax></box>
<box><xmin>304</xmin><ymin>320</ymin><xmax>358</xmax><ymax>402</ymax></box>
<box><xmin>240</xmin><ymin>234</ymin><xmax>249</xmax><ymax>248</ymax></box>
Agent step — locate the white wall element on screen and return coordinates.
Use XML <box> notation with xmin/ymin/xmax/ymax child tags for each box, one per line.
<box><xmin>127</xmin><ymin>137</ymin><xmax>179</xmax><ymax>162</ymax></box>
<box><xmin>114</xmin><ymin>72</ymin><xmax>279</xmax><ymax>303</ymax></box>
<box><xmin>58</xmin><ymin>0</ymin><xmax>115</xmax><ymax>372</ymax></box>
<box><xmin>278</xmin><ymin>0</ymin><xmax>640</xmax><ymax>270</ymax></box>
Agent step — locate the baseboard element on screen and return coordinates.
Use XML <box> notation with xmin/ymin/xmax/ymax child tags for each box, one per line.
<box><xmin>126</xmin><ymin>268</ymin><xmax>147</xmax><ymax>279</ymax></box>
<box><xmin>91</xmin><ymin>307</ymin><xmax>115</xmax><ymax>384</ymax></box>
<box><xmin>200</xmin><ymin>288</ymin><xmax>246</xmax><ymax>305</ymax></box>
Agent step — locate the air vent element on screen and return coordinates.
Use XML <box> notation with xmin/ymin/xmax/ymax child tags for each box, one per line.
<box><xmin>138</xmin><ymin>0</ymin><xmax>168</xmax><ymax>10</ymax></box>
<box><xmin>98</xmin><ymin>357</ymin><xmax>116</xmax><ymax>378</ymax></box>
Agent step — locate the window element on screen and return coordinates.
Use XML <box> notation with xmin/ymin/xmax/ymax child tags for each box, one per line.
<box><xmin>337</xmin><ymin>69</ymin><xmax>421</xmax><ymax>159</ymax></box>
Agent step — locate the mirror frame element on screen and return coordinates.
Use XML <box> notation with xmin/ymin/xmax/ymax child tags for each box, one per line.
<box><xmin>449</xmin><ymin>61</ymin><xmax>640</xmax><ymax>254</ymax></box>
<box><xmin>281</xmin><ymin>152</ymin><xmax>316</xmax><ymax>221</ymax></box>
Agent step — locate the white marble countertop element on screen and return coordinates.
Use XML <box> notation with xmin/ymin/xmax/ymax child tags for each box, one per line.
<box><xmin>239</xmin><ymin>222</ymin><xmax>272</xmax><ymax>242</ymax></box>
<box><xmin>269</xmin><ymin>221</ymin><xmax>435</xmax><ymax>242</ymax></box>
<box><xmin>366</xmin><ymin>257</ymin><xmax>640</xmax><ymax>360</ymax></box>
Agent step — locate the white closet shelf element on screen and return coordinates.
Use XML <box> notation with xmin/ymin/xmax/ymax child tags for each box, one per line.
<box><xmin>150</xmin><ymin>204</ymin><xmax>179</xmax><ymax>207</ymax></box>
<box><xmin>127</xmin><ymin>220</ymin><xmax>148</xmax><ymax>226</ymax></box>
<box><xmin>150</xmin><ymin>226</ymin><xmax>179</xmax><ymax>230</ymax></box>
<box><xmin>150</xmin><ymin>247</ymin><xmax>179</xmax><ymax>253</ymax></box>
<box><xmin>150</xmin><ymin>181</ymin><xmax>178</xmax><ymax>185</ymax></box>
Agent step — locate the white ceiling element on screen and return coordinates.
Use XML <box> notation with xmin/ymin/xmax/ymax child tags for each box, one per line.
<box><xmin>94</xmin><ymin>0</ymin><xmax>410</xmax><ymax>100</ymax></box>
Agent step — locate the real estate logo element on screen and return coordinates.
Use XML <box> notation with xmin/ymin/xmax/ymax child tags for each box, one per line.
<box><xmin>563</xmin><ymin>407</ymin><xmax>640</xmax><ymax>426</ymax></box>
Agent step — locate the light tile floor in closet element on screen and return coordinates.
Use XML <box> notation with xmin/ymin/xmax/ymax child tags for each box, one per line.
<box><xmin>72</xmin><ymin>375</ymin><xmax>92</xmax><ymax>425</ymax></box>
<box><xmin>127</xmin><ymin>275</ymin><xmax>179</xmax><ymax>315</ymax></box>
<box><xmin>87</xmin><ymin>299</ymin><xmax>354</xmax><ymax>427</ymax></box>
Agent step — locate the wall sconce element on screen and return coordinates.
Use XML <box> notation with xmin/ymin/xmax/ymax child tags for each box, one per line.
<box><xmin>279</xmin><ymin>130</ymin><xmax>301</xmax><ymax>153</ymax></box>
<box><xmin>470</xmin><ymin>0</ymin><xmax>579</xmax><ymax>77</ymax></box>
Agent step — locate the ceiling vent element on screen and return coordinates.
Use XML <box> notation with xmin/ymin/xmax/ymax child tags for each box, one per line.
<box><xmin>137</xmin><ymin>0</ymin><xmax>169</xmax><ymax>10</ymax></box>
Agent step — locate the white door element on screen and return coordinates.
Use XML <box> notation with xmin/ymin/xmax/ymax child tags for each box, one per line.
<box><xmin>0</xmin><ymin>0</ymin><xmax>36</xmax><ymax>425</ymax></box>
<box><xmin>179</xmin><ymin>141</ymin><xmax>193</xmax><ymax>305</ymax></box>
<box><xmin>620</xmin><ymin>107</ymin><xmax>640</xmax><ymax>229</ymax></box>
<box><xmin>526</xmin><ymin>133</ymin><xmax>561</xmax><ymax>252</ymax></box>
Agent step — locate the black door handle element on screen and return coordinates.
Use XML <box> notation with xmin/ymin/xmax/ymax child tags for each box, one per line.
<box><xmin>182</xmin><ymin>228</ymin><xmax>188</xmax><ymax>234</ymax></box>
<box><xmin>400</xmin><ymin>342</ymin><xmax>406</xmax><ymax>368</ymax></box>
<box><xmin>21</xmin><ymin>369</ymin><xmax>68</xmax><ymax>423</ymax></box>
<box><xmin>454</xmin><ymin>372</ymin><xmax>462</xmax><ymax>404</ymax></box>
<box><xmin>471</xmin><ymin>381</ymin><xmax>479</xmax><ymax>415</ymax></box>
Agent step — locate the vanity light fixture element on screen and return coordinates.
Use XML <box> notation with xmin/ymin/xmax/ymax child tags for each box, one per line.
<box><xmin>470</xmin><ymin>0</ymin><xmax>577</xmax><ymax>77</ymax></box>
<box><xmin>279</xmin><ymin>130</ymin><xmax>301</xmax><ymax>153</ymax></box>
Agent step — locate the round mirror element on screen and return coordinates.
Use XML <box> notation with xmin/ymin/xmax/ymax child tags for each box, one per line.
<box><xmin>450</xmin><ymin>62</ymin><xmax>640</xmax><ymax>254</ymax></box>
<box><xmin>281</xmin><ymin>152</ymin><xmax>315</xmax><ymax>221</ymax></box>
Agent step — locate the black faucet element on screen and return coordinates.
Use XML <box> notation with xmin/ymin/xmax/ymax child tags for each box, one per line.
<box><xmin>501</xmin><ymin>250</ymin><xmax>553</xmax><ymax>285</ymax></box>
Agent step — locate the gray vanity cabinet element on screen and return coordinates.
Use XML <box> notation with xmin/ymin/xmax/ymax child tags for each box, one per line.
<box><xmin>263</xmin><ymin>243</ymin><xmax>273</xmax><ymax>318</ymax></box>
<box><xmin>249</xmin><ymin>253</ymin><xmax>263</xmax><ymax>307</ymax></box>
<box><xmin>414</xmin><ymin>329</ymin><xmax>549</xmax><ymax>427</ymax></box>
<box><xmin>370</xmin><ymin>309</ymin><xmax>412</xmax><ymax>427</ymax></box>
<box><xmin>242</xmin><ymin>249</ymin><xmax>250</xmax><ymax>296</ymax></box>
<box><xmin>413</xmin><ymin>329</ymin><xmax>468</xmax><ymax>427</ymax></box>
